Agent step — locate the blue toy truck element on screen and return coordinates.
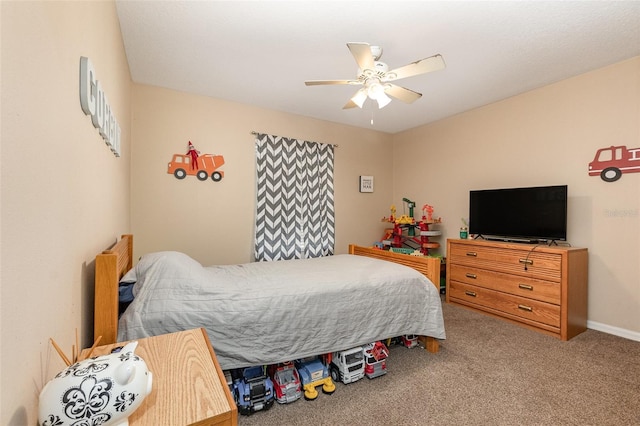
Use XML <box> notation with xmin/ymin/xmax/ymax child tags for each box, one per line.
<box><xmin>295</xmin><ymin>357</ymin><xmax>336</xmax><ymax>400</ymax></box>
<box><xmin>232</xmin><ymin>366</ymin><xmax>275</xmax><ymax>415</ymax></box>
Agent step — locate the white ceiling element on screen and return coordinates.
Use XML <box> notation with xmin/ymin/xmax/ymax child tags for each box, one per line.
<box><xmin>116</xmin><ymin>1</ymin><xmax>640</xmax><ymax>134</ymax></box>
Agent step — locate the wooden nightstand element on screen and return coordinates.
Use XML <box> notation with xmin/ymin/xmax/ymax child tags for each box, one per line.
<box><xmin>80</xmin><ymin>328</ymin><xmax>237</xmax><ymax>425</ymax></box>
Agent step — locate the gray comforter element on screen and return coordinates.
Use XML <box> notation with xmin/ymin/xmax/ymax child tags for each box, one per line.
<box><xmin>118</xmin><ymin>251</ymin><xmax>445</xmax><ymax>369</ymax></box>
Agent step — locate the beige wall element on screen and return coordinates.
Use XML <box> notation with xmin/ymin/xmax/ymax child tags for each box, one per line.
<box><xmin>393</xmin><ymin>57</ymin><xmax>640</xmax><ymax>336</ymax></box>
<box><xmin>1</xmin><ymin>1</ymin><xmax>131</xmax><ymax>424</ymax></box>
<box><xmin>1</xmin><ymin>1</ymin><xmax>638</xmax><ymax>423</ymax></box>
<box><xmin>130</xmin><ymin>84</ymin><xmax>394</xmax><ymax>266</ymax></box>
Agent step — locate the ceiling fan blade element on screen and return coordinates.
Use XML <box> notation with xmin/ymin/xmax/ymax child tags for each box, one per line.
<box><xmin>305</xmin><ymin>80</ymin><xmax>359</xmax><ymax>86</ymax></box>
<box><xmin>384</xmin><ymin>84</ymin><xmax>422</xmax><ymax>103</ymax></box>
<box><xmin>385</xmin><ymin>54</ymin><xmax>445</xmax><ymax>81</ymax></box>
<box><xmin>343</xmin><ymin>100</ymin><xmax>358</xmax><ymax>109</ymax></box>
<box><xmin>347</xmin><ymin>42</ymin><xmax>375</xmax><ymax>71</ymax></box>
<box><xmin>343</xmin><ymin>89</ymin><xmax>367</xmax><ymax>109</ymax></box>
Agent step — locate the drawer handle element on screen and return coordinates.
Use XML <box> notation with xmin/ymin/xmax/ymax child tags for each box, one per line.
<box><xmin>519</xmin><ymin>258</ymin><xmax>533</xmax><ymax>266</ymax></box>
<box><xmin>465</xmin><ymin>291</ymin><xmax>477</xmax><ymax>297</ymax></box>
<box><xmin>518</xmin><ymin>304</ymin><xmax>533</xmax><ymax>312</ymax></box>
<box><xmin>465</xmin><ymin>273</ymin><xmax>477</xmax><ymax>279</ymax></box>
<box><xmin>518</xmin><ymin>284</ymin><xmax>534</xmax><ymax>291</ymax></box>
<box><xmin>466</xmin><ymin>252</ymin><xmax>477</xmax><ymax>257</ymax></box>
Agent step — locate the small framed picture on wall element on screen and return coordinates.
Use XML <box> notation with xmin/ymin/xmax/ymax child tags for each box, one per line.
<box><xmin>359</xmin><ymin>175</ymin><xmax>374</xmax><ymax>193</ymax></box>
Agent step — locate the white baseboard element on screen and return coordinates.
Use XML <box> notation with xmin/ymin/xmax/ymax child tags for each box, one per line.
<box><xmin>587</xmin><ymin>320</ymin><xmax>640</xmax><ymax>342</ymax></box>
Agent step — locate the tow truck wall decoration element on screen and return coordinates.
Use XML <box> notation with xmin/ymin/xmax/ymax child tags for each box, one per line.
<box><xmin>167</xmin><ymin>141</ymin><xmax>225</xmax><ymax>182</ymax></box>
<box><xmin>589</xmin><ymin>145</ymin><xmax>640</xmax><ymax>182</ymax></box>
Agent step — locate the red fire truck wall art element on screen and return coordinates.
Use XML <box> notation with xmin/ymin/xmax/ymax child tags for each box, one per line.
<box><xmin>167</xmin><ymin>141</ymin><xmax>225</xmax><ymax>182</ymax></box>
<box><xmin>588</xmin><ymin>145</ymin><xmax>640</xmax><ymax>182</ymax></box>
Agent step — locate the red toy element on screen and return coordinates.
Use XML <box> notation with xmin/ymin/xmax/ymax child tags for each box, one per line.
<box><xmin>363</xmin><ymin>341</ymin><xmax>389</xmax><ymax>379</ymax></box>
<box><xmin>269</xmin><ymin>362</ymin><xmax>302</xmax><ymax>404</ymax></box>
<box><xmin>401</xmin><ymin>334</ymin><xmax>418</xmax><ymax>348</ymax></box>
<box><xmin>187</xmin><ymin>141</ymin><xmax>200</xmax><ymax>169</ymax></box>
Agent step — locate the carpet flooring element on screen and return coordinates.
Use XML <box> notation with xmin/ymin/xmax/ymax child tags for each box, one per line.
<box><xmin>238</xmin><ymin>298</ymin><xmax>640</xmax><ymax>425</ymax></box>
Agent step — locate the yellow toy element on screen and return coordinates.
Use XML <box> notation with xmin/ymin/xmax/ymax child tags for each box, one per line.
<box><xmin>379</xmin><ymin>199</ymin><xmax>443</xmax><ymax>255</ymax></box>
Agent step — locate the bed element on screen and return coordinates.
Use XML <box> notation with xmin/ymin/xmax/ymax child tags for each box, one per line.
<box><xmin>94</xmin><ymin>235</ymin><xmax>445</xmax><ymax>370</ymax></box>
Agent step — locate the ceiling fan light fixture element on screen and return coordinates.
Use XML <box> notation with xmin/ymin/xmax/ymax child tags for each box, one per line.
<box><xmin>365</xmin><ymin>80</ymin><xmax>391</xmax><ymax>108</ymax></box>
<box><xmin>366</xmin><ymin>80</ymin><xmax>384</xmax><ymax>99</ymax></box>
<box><xmin>376</xmin><ymin>92</ymin><xmax>392</xmax><ymax>109</ymax></box>
<box><xmin>351</xmin><ymin>89</ymin><xmax>368</xmax><ymax>108</ymax></box>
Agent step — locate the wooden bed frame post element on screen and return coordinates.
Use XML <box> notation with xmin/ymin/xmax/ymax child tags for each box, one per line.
<box><xmin>348</xmin><ymin>244</ymin><xmax>442</xmax><ymax>353</ymax></box>
<box><xmin>94</xmin><ymin>234</ymin><xmax>133</xmax><ymax>345</ymax></box>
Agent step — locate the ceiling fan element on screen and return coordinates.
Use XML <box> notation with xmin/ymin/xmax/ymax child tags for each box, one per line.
<box><xmin>305</xmin><ymin>42</ymin><xmax>445</xmax><ymax>109</ymax></box>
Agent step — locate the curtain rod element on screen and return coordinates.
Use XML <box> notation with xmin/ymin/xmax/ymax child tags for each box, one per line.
<box><xmin>251</xmin><ymin>131</ymin><xmax>338</xmax><ymax>148</ymax></box>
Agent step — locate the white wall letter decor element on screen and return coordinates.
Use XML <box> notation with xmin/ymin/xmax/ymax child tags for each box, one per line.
<box><xmin>79</xmin><ymin>56</ymin><xmax>121</xmax><ymax>157</ymax></box>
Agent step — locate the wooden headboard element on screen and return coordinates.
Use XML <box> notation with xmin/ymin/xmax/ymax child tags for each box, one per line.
<box><xmin>348</xmin><ymin>244</ymin><xmax>441</xmax><ymax>290</ymax></box>
<box><xmin>94</xmin><ymin>234</ymin><xmax>133</xmax><ymax>345</ymax></box>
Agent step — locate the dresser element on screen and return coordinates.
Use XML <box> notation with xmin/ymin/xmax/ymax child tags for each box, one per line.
<box><xmin>80</xmin><ymin>328</ymin><xmax>237</xmax><ymax>425</ymax></box>
<box><xmin>446</xmin><ymin>239</ymin><xmax>588</xmax><ymax>340</ymax></box>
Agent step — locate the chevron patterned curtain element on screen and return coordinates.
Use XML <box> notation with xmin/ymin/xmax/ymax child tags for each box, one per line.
<box><xmin>254</xmin><ymin>133</ymin><xmax>335</xmax><ymax>261</ymax></box>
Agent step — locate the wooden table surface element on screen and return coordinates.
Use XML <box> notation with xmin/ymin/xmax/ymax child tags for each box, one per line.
<box><xmin>81</xmin><ymin>328</ymin><xmax>237</xmax><ymax>426</ymax></box>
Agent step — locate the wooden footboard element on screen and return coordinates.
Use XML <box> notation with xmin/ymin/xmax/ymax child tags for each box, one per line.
<box><xmin>94</xmin><ymin>234</ymin><xmax>133</xmax><ymax>345</ymax></box>
<box><xmin>348</xmin><ymin>244</ymin><xmax>442</xmax><ymax>353</ymax></box>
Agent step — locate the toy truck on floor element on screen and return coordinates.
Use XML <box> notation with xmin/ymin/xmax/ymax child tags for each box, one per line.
<box><xmin>167</xmin><ymin>153</ymin><xmax>225</xmax><ymax>182</ymax></box>
<box><xmin>402</xmin><ymin>334</ymin><xmax>419</xmax><ymax>348</ymax></box>
<box><xmin>363</xmin><ymin>341</ymin><xmax>389</xmax><ymax>379</ymax></box>
<box><xmin>295</xmin><ymin>357</ymin><xmax>335</xmax><ymax>400</ymax></box>
<box><xmin>232</xmin><ymin>366</ymin><xmax>275</xmax><ymax>415</ymax></box>
<box><xmin>268</xmin><ymin>362</ymin><xmax>302</xmax><ymax>404</ymax></box>
<box><xmin>330</xmin><ymin>347</ymin><xmax>365</xmax><ymax>384</ymax></box>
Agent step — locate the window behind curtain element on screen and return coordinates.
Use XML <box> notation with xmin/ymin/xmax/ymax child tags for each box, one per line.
<box><xmin>254</xmin><ymin>133</ymin><xmax>335</xmax><ymax>261</ymax></box>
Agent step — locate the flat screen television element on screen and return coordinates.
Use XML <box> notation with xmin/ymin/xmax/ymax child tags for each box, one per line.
<box><xmin>469</xmin><ymin>185</ymin><xmax>568</xmax><ymax>243</ymax></box>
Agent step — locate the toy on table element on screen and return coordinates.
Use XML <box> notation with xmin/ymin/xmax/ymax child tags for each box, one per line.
<box><xmin>403</xmin><ymin>197</ymin><xmax>416</xmax><ymax>218</ymax></box>
<box><xmin>380</xmin><ymin>198</ymin><xmax>442</xmax><ymax>255</ymax></box>
<box><xmin>422</xmin><ymin>204</ymin><xmax>434</xmax><ymax>221</ymax></box>
<box><xmin>381</xmin><ymin>204</ymin><xmax>396</xmax><ymax>223</ymax></box>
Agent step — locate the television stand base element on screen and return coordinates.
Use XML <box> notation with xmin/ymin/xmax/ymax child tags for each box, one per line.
<box><xmin>478</xmin><ymin>235</ymin><xmax>540</xmax><ymax>244</ymax></box>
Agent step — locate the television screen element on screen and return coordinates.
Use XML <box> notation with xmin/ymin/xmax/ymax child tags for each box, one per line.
<box><xmin>469</xmin><ymin>185</ymin><xmax>568</xmax><ymax>242</ymax></box>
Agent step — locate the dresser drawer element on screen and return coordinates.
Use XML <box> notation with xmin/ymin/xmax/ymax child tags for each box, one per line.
<box><xmin>449</xmin><ymin>265</ymin><xmax>561</xmax><ymax>304</ymax></box>
<box><xmin>449</xmin><ymin>242</ymin><xmax>562</xmax><ymax>282</ymax></box>
<box><xmin>449</xmin><ymin>281</ymin><xmax>561</xmax><ymax>328</ymax></box>
<box><xmin>446</xmin><ymin>239</ymin><xmax>588</xmax><ymax>340</ymax></box>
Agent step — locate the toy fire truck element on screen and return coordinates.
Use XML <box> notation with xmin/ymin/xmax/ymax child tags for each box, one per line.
<box><xmin>269</xmin><ymin>362</ymin><xmax>302</xmax><ymax>404</ymax></box>
<box><xmin>363</xmin><ymin>341</ymin><xmax>389</xmax><ymax>379</ymax></box>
